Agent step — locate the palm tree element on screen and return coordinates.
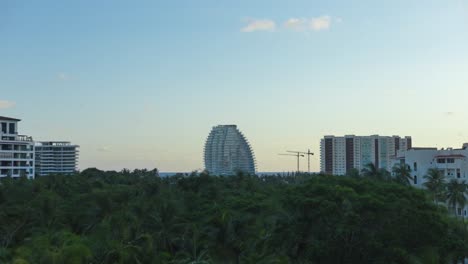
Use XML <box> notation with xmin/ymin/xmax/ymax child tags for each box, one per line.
<box><xmin>361</xmin><ymin>163</ymin><xmax>378</xmax><ymax>178</ymax></box>
<box><xmin>361</xmin><ymin>163</ymin><xmax>390</xmax><ymax>181</ymax></box>
<box><xmin>423</xmin><ymin>168</ymin><xmax>446</xmax><ymax>203</ymax></box>
<box><xmin>446</xmin><ymin>179</ymin><xmax>468</xmax><ymax>217</ymax></box>
<box><xmin>392</xmin><ymin>164</ymin><xmax>413</xmax><ymax>185</ymax></box>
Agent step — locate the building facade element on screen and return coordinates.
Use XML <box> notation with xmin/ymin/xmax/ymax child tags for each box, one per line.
<box><xmin>0</xmin><ymin>116</ymin><xmax>35</xmax><ymax>179</ymax></box>
<box><xmin>392</xmin><ymin>144</ymin><xmax>468</xmax><ymax>218</ymax></box>
<box><xmin>320</xmin><ymin>135</ymin><xmax>412</xmax><ymax>175</ymax></box>
<box><xmin>204</xmin><ymin>125</ymin><xmax>256</xmax><ymax>176</ymax></box>
<box><xmin>35</xmin><ymin>141</ymin><xmax>79</xmax><ymax>176</ymax></box>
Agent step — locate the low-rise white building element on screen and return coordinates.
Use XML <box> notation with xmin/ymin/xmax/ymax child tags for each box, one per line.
<box><xmin>0</xmin><ymin>116</ymin><xmax>35</xmax><ymax>179</ymax></box>
<box><xmin>392</xmin><ymin>144</ymin><xmax>468</xmax><ymax>217</ymax></box>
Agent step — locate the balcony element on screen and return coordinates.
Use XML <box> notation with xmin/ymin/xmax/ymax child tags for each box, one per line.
<box><xmin>0</xmin><ymin>135</ymin><xmax>33</xmax><ymax>142</ymax></box>
<box><xmin>17</xmin><ymin>135</ymin><xmax>33</xmax><ymax>142</ymax></box>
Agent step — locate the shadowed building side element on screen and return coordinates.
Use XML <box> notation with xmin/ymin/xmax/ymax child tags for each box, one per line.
<box><xmin>204</xmin><ymin>125</ymin><xmax>256</xmax><ymax>176</ymax></box>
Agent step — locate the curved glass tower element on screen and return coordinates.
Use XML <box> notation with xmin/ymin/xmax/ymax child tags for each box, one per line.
<box><xmin>204</xmin><ymin>125</ymin><xmax>256</xmax><ymax>176</ymax></box>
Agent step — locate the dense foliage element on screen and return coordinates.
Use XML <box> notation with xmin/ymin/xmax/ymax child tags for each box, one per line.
<box><xmin>1</xmin><ymin>168</ymin><xmax>468</xmax><ymax>264</ymax></box>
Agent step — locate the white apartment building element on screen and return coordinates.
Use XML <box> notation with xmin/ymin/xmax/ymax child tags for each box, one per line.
<box><xmin>320</xmin><ymin>135</ymin><xmax>412</xmax><ymax>175</ymax></box>
<box><xmin>35</xmin><ymin>141</ymin><xmax>79</xmax><ymax>176</ymax></box>
<box><xmin>0</xmin><ymin>116</ymin><xmax>35</xmax><ymax>179</ymax></box>
<box><xmin>392</xmin><ymin>144</ymin><xmax>468</xmax><ymax>217</ymax></box>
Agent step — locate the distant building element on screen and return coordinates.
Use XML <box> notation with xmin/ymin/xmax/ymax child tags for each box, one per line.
<box><xmin>204</xmin><ymin>125</ymin><xmax>256</xmax><ymax>175</ymax></box>
<box><xmin>35</xmin><ymin>141</ymin><xmax>79</xmax><ymax>176</ymax></box>
<box><xmin>392</xmin><ymin>144</ymin><xmax>468</xmax><ymax>217</ymax></box>
<box><xmin>320</xmin><ymin>135</ymin><xmax>412</xmax><ymax>175</ymax></box>
<box><xmin>0</xmin><ymin>116</ymin><xmax>35</xmax><ymax>178</ymax></box>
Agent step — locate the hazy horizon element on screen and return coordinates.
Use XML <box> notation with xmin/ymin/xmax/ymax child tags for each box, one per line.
<box><xmin>2</xmin><ymin>0</ymin><xmax>468</xmax><ymax>172</ymax></box>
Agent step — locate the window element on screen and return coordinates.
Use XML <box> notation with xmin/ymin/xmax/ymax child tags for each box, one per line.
<box><xmin>447</xmin><ymin>158</ymin><xmax>455</xmax><ymax>163</ymax></box>
<box><xmin>458</xmin><ymin>208</ymin><xmax>462</xmax><ymax>216</ymax></box>
<box><xmin>1</xmin><ymin>123</ymin><xmax>6</xmax><ymax>133</ymax></box>
<box><xmin>457</xmin><ymin>169</ymin><xmax>461</xmax><ymax>178</ymax></box>
<box><xmin>413</xmin><ymin>162</ymin><xmax>417</xmax><ymax>171</ymax></box>
<box><xmin>413</xmin><ymin>175</ymin><xmax>417</xmax><ymax>185</ymax></box>
<box><xmin>437</xmin><ymin>158</ymin><xmax>446</xmax><ymax>164</ymax></box>
<box><xmin>8</xmin><ymin>123</ymin><xmax>15</xmax><ymax>134</ymax></box>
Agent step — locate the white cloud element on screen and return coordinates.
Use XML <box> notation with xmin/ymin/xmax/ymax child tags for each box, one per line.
<box><xmin>283</xmin><ymin>15</ymin><xmax>334</xmax><ymax>32</ymax></box>
<box><xmin>242</xmin><ymin>15</ymin><xmax>338</xmax><ymax>33</ymax></box>
<box><xmin>241</xmin><ymin>19</ymin><xmax>276</xmax><ymax>32</ymax></box>
<box><xmin>309</xmin><ymin>15</ymin><xmax>331</xmax><ymax>31</ymax></box>
<box><xmin>284</xmin><ymin>18</ymin><xmax>307</xmax><ymax>31</ymax></box>
<box><xmin>0</xmin><ymin>100</ymin><xmax>15</xmax><ymax>109</ymax></box>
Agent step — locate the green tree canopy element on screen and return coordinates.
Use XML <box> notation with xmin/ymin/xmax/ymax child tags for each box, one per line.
<box><xmin>0</xmin><ymin>170</ymin><xmax>467</xmax><ymax>263</ymax></box>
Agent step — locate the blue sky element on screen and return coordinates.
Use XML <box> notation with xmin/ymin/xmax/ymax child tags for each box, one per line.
<box><xmin>1</xmin><ymin>0</ymin><xmax>468</xmax><ymax>172</ymax></box>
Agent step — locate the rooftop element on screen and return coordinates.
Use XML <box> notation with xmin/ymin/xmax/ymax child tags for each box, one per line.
<box><xmin>409</xmin><ymin>147</ymin><xmax>438</xmax><ymax>150</ymax></box>
<box><xmin>0</xmin><ymin>116</ymin><xmax>21</xmax><ymax>122</ymax></box>
<box><xmin>217</xmin><ymin>124</ymin><xmax>237</xmax><ymax>128</ymax></box>
<box><xmin>434</xmin><ymin>154</ymin><xmax>466</xmax><ymax>158</ymax></box>
<box><xmin>324</xmin><ymin>135</ymin><xmax>412</xmax><ymax>138</ymax></box>
<box><xmin>35</xmin><ymin>141</ymin><xmax>78</xmax><ymax>147</ymax></box>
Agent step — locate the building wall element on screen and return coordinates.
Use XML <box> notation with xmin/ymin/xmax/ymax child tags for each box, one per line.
<box><xmin>333</xmin><ymin>137</ymin><xmax>346</xmax><ymax>175</ymax></box>
<box><xmin>360</xmin><ymin>137</ymin><xmax>374</xmax><ymax>170</ymax></box>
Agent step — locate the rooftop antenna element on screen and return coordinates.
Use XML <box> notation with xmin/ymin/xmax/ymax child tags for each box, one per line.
<box><xmin>279</xmin><ymin>151</ymin><xmax>305</xmax><ymax>173</ymax></box>
<box><xmin>288</xmin><ymin>150</ymin><xmax>314</xmax><ymax>174</ymax></box>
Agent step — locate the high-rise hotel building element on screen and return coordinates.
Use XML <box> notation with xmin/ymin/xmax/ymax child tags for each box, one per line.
<box><xmin>204</xmin><ymin>125</ymin><xmax>256</xmax><ymax>176</ymax></box>
<box><xmin>35</xmin><ymin>141</ymin><xmax>79</xmax><ymax>176</ymax></box>
<box><xmin>0</xmin><ymin>116</ymin><xmax>35</xmax><ymax>178</ymax></box>
<box><xmin>320</xmin><ymin>135</ymin><xmax>412</xmax><ymax>175</ymax></box>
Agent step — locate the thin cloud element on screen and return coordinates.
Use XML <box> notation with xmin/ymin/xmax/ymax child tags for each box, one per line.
<box><xmin>283</xmin><ymin>15</ymin><xmax>335</xmax><ymax>32</ymax></box>
<box><xmin>284</xmin><ymin>18</ymin><xmax>307</xmax><ymax>31</ymax></box>
<box><xmin>241</xmin><ymin>19</ymin><xmax>276</xmax><ymax>32</ymax></box>
<box><xmin>309</xmin><ymin>16</ymin><xmax>331</xmax><ymax>31</ymax></box>
<box><xmin>0</xmin><ymin>100</ymin><xmax>15</xmax><ymax>109</ymax></box>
